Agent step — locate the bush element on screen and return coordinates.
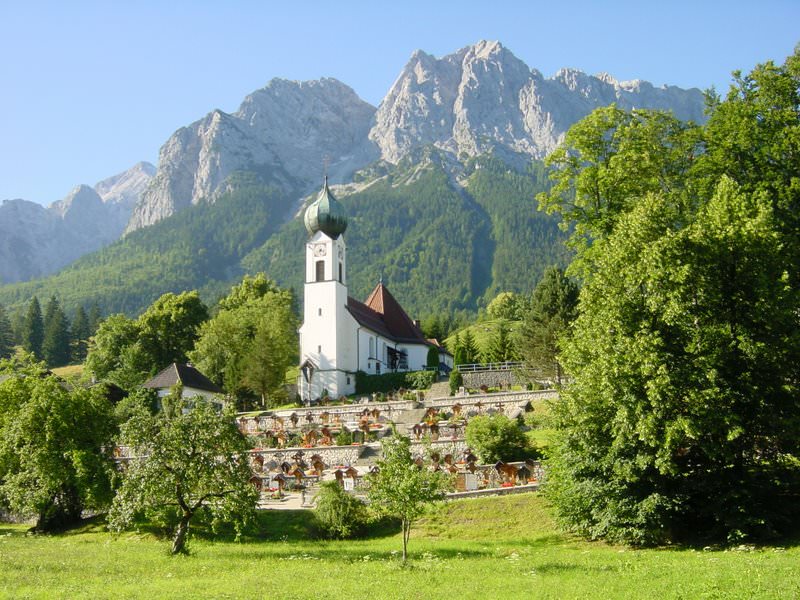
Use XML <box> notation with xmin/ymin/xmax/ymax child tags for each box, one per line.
<box><xmin>449</xmin><ymin>370</ymin><xmax>463</xmax><ymax>395</ymax></box>
<box><xmin>406</xmin><ymin>370</ymin><xmax>436</xmax><ymax>390</ymax></box>
<box><xmin>314</xmin><ymin>481</ymin><xmax>369</xmax><ymax>538</ymax></box>
<box><xmin>335</xmin><ymin>429</ymin><xmax>353</xmax><ymax>446</ymax></box>
<box><xmin>465</xmin><ymin>414</ymin><xmax>530</xmax><ymax>462</ymax></box>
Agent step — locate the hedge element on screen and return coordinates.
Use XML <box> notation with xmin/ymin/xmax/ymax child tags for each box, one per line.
<box><xmin>355</xmin><ymin>370</ymin><xmax>437</xmax><ymax>395</ymax></box>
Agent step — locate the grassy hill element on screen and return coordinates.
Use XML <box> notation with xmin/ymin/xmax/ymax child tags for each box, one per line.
<box><xmin>1</xmin><ymin>493</ymin><xmax>797</xmax><ymax>599</ymax></box>
<box><xmin>0</xmin><ymin>153</ymin><xmax>569</xmax><ymax>319</ymax></box>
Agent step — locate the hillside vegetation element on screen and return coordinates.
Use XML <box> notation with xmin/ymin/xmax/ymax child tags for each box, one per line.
<box><xmin>0</xmin><ymin>154</ymin><xmax>567</xmax><ymax>319</ymax></box>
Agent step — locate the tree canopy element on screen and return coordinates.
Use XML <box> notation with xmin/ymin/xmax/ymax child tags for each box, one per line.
<box><xmin>42</xmin><ymin>295</ymin><xmax>71</xmax><ymax>367</ymax></box>
<box><xmin>85</xmin><ymin>291</ymin><xmax>208</xmax><ymax>391</ymax></box>
<box><xmin>542</xmin><ymin>48</ymin><xmax>800</xmax><ymax>544</ymax></box>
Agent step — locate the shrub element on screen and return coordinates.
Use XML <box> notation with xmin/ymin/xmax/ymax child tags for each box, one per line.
<box><xmin>406</xmin><ymin>370</ymin><xmax>436</xmax><ymax>390</ymax></box>
<box><xmin>449</xmin><ymin>370</ymin><xmax>463</xmax><ymax>395</ymax></box>
<box><xmin>314</xmin><ymin>481</ymin><xmax>369</xmax><ymax>539</ymax></box>
<box><xmin>465</xmin><ymin>414</ymin><xmax>530</xmax><ymax>462</ymax></box>
<box><xmin>335</xmin><ymin>429</ymin><xmax>353</xmax><ymax>446</ymax></box>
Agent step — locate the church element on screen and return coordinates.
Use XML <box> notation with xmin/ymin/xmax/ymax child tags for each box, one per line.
<box><xmin>298</xmin><ymin>179</ymin><xmax>452</xmax><ymax>402</ymax></box>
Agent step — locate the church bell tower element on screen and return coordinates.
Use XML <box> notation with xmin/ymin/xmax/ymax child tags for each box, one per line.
<box><xmin>298</xmin><ymin>178</ymin><xmax>355</xmax><ymax>402</ymax></box>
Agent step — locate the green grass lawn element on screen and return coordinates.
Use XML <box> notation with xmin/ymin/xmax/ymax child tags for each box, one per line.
<box><xmin>1</xmin><ymin>493</ymin><xmax>797</xmax><ymax>599</ymax></box>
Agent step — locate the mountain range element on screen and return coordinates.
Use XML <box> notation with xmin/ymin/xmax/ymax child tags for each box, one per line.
<box><xmin>0</xmin><ymin>41</ymin><xmax>706</xmax><ymax>316</ymax></box>
<box><xmin>0</xmin><ymin>162</ymin><xmax>154</xmax><ymax>283</ymax></box>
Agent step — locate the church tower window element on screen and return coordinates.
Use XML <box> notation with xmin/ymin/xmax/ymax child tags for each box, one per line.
<box><xmin>339</xmin><ymin>262</ymin><xmax>343</xmax><ymax>283</ymax></box>
<box><xmin>315</xmin><ymin>260</ymin><xmax>325</xmax><ymax>282</ymax></box>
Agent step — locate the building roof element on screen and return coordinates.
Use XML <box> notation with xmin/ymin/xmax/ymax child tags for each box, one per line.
<box><xmin>143</xmin><ymin>362</ymin><xmax>224</xmax><ymax>394</ymax></box>
<box><xmin>303</xmin><ymin>177</ymin><xmax>348</xmax><ymax>239</ymax></box>
<box><xmin>346</xmin><ymin>282</ymin><xmax>431</xmax><ymax>345</ymax></box>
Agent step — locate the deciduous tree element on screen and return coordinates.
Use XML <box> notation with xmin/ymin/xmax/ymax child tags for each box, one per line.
<box><xmin>367</xmin><ymin>434</ymin><xmax>447</xmax><ymax>561</ymax></box>
<box><xmin>541</xmin><ymin>50</ymin><xmax>800</xmax><ymax>545</ymax></box>
<box><xmin>108</xmin><ymin>397</ymin><xmax>258</xmax><ymax>554</ymax></box>
<box><xmin>191</xmin><ymin>276</ymin><xmax>297</xmax><ymax>407</ymax></box>
<box><xmin>0</xmin><ymin>355</ymin><xmax>116</xmax><ymax>531</ymax></box>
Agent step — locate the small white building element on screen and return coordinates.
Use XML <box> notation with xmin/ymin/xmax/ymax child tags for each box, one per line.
<box><xmin>143</xmin><ymin>362</ymin><xmax>225</xmax><ymax>409</ymax></box>
<box><xmin>298</xmin><ymin>179</ymin><xmax>452</xmax><ymax>402</ymax></box>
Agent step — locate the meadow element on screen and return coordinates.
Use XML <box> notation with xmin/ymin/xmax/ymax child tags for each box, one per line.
<box><xmin>1</xmin><ymin>493</ymin><xmax>797</xmax><ymax>599</ymax></box>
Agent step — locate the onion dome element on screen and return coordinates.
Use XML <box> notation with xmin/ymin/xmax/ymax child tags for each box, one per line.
<box><xmin>304</xmin><ymin>177</ymin><xmax>348</xmax><ymax>238</ymax></box>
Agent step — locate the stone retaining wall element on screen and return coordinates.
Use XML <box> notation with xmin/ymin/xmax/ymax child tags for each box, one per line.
<box><xmin>247</xmin><ymin>444</ymin><xmax>365</xmax><ymax>469</ymax></box>
<box><xmin>446</xmin><ymin>482</ymin><xmax>539</xmax><ymax>500</ymax></box>
<box><xmin>271</xmin><ymin>399</ymin><xmax>416</xmax><ymax>421</ymax></box>
<box><xmin>461</xmin><ymin>370</ymin><xmax>528</xmax><ymax>390</ymax></box>
<box><xmin>409</xmin><ymin>438</ymin><xmax>468</xmax><ymax>458</ymax></box>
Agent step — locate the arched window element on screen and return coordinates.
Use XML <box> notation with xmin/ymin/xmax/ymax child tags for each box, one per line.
<box><xmin>339</xmin><ymin>262</ymin><xmax>343</xmax><ymax>283</ymax></box>
<box><xmin>369</xmin><ymin>337</ymin><xmax>374</xmax><ymax>359</ymax></box>
<box><xmin>315</xmin><ymin>260</ymin><xmax>324</xmax><ymax>282</ymax></box>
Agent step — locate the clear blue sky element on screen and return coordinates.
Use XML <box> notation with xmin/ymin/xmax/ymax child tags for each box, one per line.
<box><xmin>1</xmin><ymin>1</ymin><xmax>797</xmax><ymax>205</ymax></box>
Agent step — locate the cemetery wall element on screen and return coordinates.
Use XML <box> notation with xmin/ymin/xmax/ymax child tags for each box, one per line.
<box><xmin>248</xmin><ymin>445</ymin><xmax>364</xmax><ymax>468</ymax></box>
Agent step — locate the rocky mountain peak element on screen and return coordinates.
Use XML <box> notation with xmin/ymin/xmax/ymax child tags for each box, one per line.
<box><xmin>126</xmin><ymin>77</ymin><xmax>378</xmax><ymax>232</ymax></box>
<box><xmin>51</xmin><ymin>185</ymin><xmax>103</xmax><ymax>219</ymax></box>
<box><xmin>94</xmin><ymin>161</ymin><xmax>156</xmax><ymax>207</ymax></box>
<box><xmin>370</xmin><ymin>42</ymin><xmax>705</xmax><ymax>163</ymax></box>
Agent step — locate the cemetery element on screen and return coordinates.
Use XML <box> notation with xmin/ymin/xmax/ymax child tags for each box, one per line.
<box><xmin>233</xmin><ymin>386</ymin><xmax>552</xmax><ymax>508</ymax></box>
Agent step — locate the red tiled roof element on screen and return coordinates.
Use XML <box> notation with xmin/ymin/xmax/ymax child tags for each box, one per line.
<box><xmin>346</xmin><ymin>282</ymin><xmax>430</xmax><ymax>344</ymax></box>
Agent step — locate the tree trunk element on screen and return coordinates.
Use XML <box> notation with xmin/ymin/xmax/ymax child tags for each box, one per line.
<box><xmin>172</xmin><ymin>512</ymin><xmax>192</xmax><ymax>555</ymax></box>
<box><xmin>402</xmin><ymin>518</ymin><xmax>409</xmax><ymax>562</ymax></box>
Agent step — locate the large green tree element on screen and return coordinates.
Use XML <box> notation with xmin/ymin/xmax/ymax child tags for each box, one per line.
<box><xmin>85</xmin><ymin>314</ymin><xmax>149</xmax><ymax>390</ymax></box>
<box><xmin>108</xmin><ymin>397</ymin><xmax>258</xmax><ymax>554</ymax></box>
<box><xmin>0</xmin><ymin>355</ymin><xmax>116</xmax><ymax>531</ymax></box>
<box><xmin>21</xmin><ymin>297</ymin><xmax>44</xmax><ymax>360</ymax></box>
<box><xmin>42</xmin><ymin>295</ymin><xmax>71</xmax><ymax>367</ymax></box>
<box><xmin>191</xmin><ymin>275</ymin><xmax>297</xmax><ymax>407</ymax></box>
<box><xmin>541</xmin><ymin>49</ymin><xmax>800</xmax><ymax>545</ymax></box>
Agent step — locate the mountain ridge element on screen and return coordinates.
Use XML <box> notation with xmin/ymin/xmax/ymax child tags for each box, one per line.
<box><xmin>0</xmin><ymin>162</ymin><xmax>154</xmax><ymax>284</ymax></box>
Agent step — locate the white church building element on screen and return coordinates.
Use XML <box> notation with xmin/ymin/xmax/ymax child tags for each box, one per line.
<box><xmin>298</xmin><ymin>179</ymin><xmax>452</xmax><ymax>402</ymax></box>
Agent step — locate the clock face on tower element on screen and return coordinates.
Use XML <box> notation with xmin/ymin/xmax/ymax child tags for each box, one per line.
<box><xmin>313</xmin><ymin>244</ymin><xmax>327</xmax><ymax>257</ymax></box>
<box><xmin>338</xmin><ymin>246</ymin><xmax>344</xmax><ymax>259</ymax></box>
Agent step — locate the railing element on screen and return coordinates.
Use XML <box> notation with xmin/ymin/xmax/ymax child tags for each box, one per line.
<box><xmin>456</xmin><ymin>361</ymin><xmax>524</xmax><ymax>373</ymax></box>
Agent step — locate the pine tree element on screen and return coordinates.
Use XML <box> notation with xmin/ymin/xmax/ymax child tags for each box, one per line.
<box><xmin>71</xmin><ymin>306</ymin><xmax>91</xmax><ymax>362</ymax></box>
<box><xmin>485</xmin><ymin>321</ymin><xmax>515</xmax><ymax>363</ymax></box>
<box><xmin>0</xmin><ymin>304</ymin><xmax>14</xmax><ymax>359</ymax></box>
<box><xmin>461</xmin><ymin>329</ymin><xmax>480</xmax><ymax>364</ymax></box>
<box><xmin>43</xmin><ymin>296</ymin><xmax>71</xmax><ymax>367</ymax></box>
<box><xmin>22</xmin><ymin>297</ymin><xmax>44</xmax><ymax>360</ymax></box>
<box><xmin>87</xmin><ymin>303</ymin><xmax>103</xmax><ymax>336</ymax></box>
